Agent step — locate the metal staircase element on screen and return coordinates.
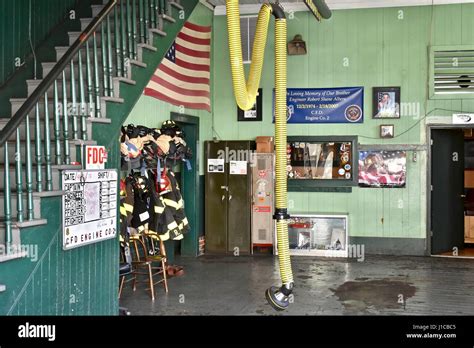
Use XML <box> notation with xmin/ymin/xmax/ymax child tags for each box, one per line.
<box><xmin>0</xmin><ymin>0</ymin><xmax>191</xmax><ymax>265</ymax></box>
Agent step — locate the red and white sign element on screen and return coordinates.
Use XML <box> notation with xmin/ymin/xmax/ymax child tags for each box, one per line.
<box><xmin>85</xmin><ymin>146</ymin><xmax>108</xmax><ymax>170</ymax></box>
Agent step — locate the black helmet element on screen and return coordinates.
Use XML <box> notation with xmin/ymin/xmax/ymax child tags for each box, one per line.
<box><xmin>161</xmin><ymin>120</ymin><xmax>184</xmax><ymax>138</ymax></box>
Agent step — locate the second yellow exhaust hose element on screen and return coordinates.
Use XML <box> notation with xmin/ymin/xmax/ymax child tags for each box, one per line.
<box><xmin>225</xmin><ymin>0</ymin><xmax>294</xmax><ymax>303</ymax></box>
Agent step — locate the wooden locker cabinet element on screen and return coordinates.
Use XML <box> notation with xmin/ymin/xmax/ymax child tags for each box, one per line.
<box><xmin>204</xmin><ymin>141</ymin><xmax>254</xmax><ymax>254</ymax></box>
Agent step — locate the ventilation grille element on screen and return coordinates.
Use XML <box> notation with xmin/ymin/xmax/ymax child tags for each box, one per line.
<box><xmin>240</xmin><ymin>16</ymin><xmax>257</xmax><ymax>64</ymax></box>
<box><xmin>432</xmin><ymin>48</ymin><xmax>474</xmax><ymax>96</ymax></box>
<box><xmin>258</xmin><ymin>229</ymin><xmax>267</xmax><ymax>241</ymax></box>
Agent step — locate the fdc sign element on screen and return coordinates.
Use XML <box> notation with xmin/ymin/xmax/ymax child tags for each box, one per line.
<box><xmin>85</xmin><ymin>146</ymin><xmax>107</xmax><ymax>170</ymax></box>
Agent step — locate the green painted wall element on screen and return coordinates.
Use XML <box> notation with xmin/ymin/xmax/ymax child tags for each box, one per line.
<box><xmin>0</xmin><ymin>197</ymin><xmax>118</xmax><ymax>315</ymax></box>
<box><xmin>0</xmin><ymin>0</ymin><xmax>200</xmax><ymax>315</ymax></box>
<box><xmin>0</xmin><ymin>0</ymin><xmax>78</xmax><ymax>86</ymax></box>
<box><xmin>210</xmin><ymin>4</ymin><xmax>474</xmax><ymax>240</ymax></box>
<box><xmin>126</xmin><ymin>3</ymin><xmax>214</xmax><ymax>176</ymax></box>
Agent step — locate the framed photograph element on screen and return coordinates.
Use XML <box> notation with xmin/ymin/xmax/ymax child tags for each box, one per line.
<box><xmin>380</xmin><ymin>124</ymin><xmax>394</xmax><ymax>138</ymax></box>
<box><xmin>373</xmin><ymin>87</ymin><xmax>400</xmax><ymax>118</ymax></box>
<box><xmin>237</xmin><ymin>88</ymin><xmax>262</xmax><ymax>122</ymax></box>
<box><xmin>358</xmin><ymin>150</ymin><xmax>407</xmax><ymax>188</ymax></box>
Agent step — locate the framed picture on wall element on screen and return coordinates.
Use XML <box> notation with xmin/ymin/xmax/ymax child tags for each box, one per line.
<box><xmin>372</xmin><ymin>87</ymin><xmax>400</xmax><ymax>118</ymax></box>
<box><xmin>358</xmin><ymin>150</ymin><xmax>407</xmax><ymax>188</ymax></box>
<box><xmin>237</xmin><ymin>88</ymin><xmax>263</xmax><ymax>122</ymax></box>
<box><xmin>380</xmin><ymin>124</ymin><xmax>395</xmax><ymax>138</ymax></box>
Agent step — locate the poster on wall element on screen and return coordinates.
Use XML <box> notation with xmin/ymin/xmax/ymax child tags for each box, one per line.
<box><xmin>358</xmin><ymin>150</ymin><xmax>406</xmax><ymax>188</ymax></box>
<box><xmin>274</xmin><ymin>87</ymin><xmax>364</xmax><ymax>124</ymax></box>
<box><xmin>62</xmin><ymin>170</ymin><xmax>118</xmax><ymax>250</ymax></box>
<box><xmin>208</xmin><ymin>158</ymin><xmax>225</xmax><ymax>173</ymax></box>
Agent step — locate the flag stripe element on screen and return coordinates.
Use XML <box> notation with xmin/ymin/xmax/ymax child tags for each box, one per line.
<box><xmin>184</xmin><ymin>21</ymin><xmax>211</xmax><ymax>33</ymax></box>
<box><xmin>162</xmin><ymin>58</ymin><xmax>210</xmax><ymax>79</ymax></box>
<box><xmin>181</xmin><ymin>26</ymin><xmax>211</xmax><ymax>40</ymax></box>
<box><xmin>175</xmin><ymin>57</ymin><xmax>209</xmax><ymax>72</ymax></box>
<box><xmin>149</xmin><ymin>77</ymin><xmax>210</xmax><ymax>98</ymax></box>
<box><xmin>177</xmin><ymin>32</ymin><xmax>211</xmax><ymax>46</ymax></box>
<box><xmin>176</xmin><ymin>50</ymin><xmax>210</xmax><ymax>66</ymax></box>
<box><xmin>159</xmin><ymin>62</ymin><xmax>210</xmax><ymax>85</ymax></box>
<box><xmin>144</xmin><ymin>88</ymin><xmax>211</xmax><ymax>111</ymax></box>
<box><xmin>144</xmin><ymin>85</ymin><xmax>210</xmax><ymax>106</ymax></box>
<box><xmin>175</xmin><ymin>42</ymin><xmax>210</xmax><ymax>58</ymax></box>
<box><xmin>154</xmin><ymin>71</ymin><xmax>210</xmax><ymax>92</ymax></box>
<box><xmin>176</xmin><ymin>37</ymin><xmax>210</xmax><ymax>52</ymax></box>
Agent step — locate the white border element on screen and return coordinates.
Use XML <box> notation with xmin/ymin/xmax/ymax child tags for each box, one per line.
<box><xmin>214</xmin><ymin>0</ymin><xmax>474</xmax><ymax>15</ymax></box>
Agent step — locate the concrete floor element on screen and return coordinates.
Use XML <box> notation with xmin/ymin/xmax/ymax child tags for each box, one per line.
<box><xmin>119</xmin><ymin>255</ymin><xmax>474</xmax><ymax>315</ymax></box>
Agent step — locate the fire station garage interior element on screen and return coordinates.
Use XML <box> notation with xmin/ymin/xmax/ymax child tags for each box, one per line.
<box><xmin>1</xmin><ymin>0</ymin><xmax>474</xmax><ymax>319</ymax></box>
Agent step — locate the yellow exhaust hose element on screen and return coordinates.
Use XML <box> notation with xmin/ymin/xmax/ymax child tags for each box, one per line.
<box><xmin>225</xmin><ymin>0</ymin><xmax>294</xmax><ymax>310</ymax></box>
<box><xmin>225</xmin><ymin>1</ymin><xmax>271</xmax><ymax>110</ymax></box>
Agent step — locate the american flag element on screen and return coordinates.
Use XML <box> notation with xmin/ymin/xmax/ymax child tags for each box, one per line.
<box><xmin>144</xmin><ymin>22</ymin><xmax>211</xmax><ymax>112</ymax></box>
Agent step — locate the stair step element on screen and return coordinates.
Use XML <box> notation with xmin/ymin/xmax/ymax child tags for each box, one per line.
<box><xmin>137</xmin><ymin>43</ymin><xmax>157</xmax><ymax>52</ymax></box>
<box><xmin>0</xmin><ymin>138</ymin><xmax>94</xmax><ymax>166</ymax></box>
<box><xmin>160</xmin><ymin>14</ymin><xmax>176</xmax><ymax>24</ymax></box>
<box><xmin>149</xmin><ymin>28</ymin><xmax>167</xmax><ymax>37</ymax></box>
<box><xmin>0</xmin><ymin>192</ymin><xmax>42</xmax><ymax>220</ymax></box>
<box><xmin>11</xmin><ymin>97</ymin><xmax>110</xmax><ymax>118</ymax></box>
<box><xmin>55</xmin><ymin>46</ymin><xmax>106</xmax><ymax>65</ymax></box>
<box><xmin>91</xmin><ymin>3</ymin><xmax>173</xmax><ymax>19</ymax></box>
<box><xmin>0</xmin><ymin>218</ymin><xmax>48</xmax><ymax>229</ymax></box>
<box><xmin>80</xmin><ymin>17</ymin><xmax>166</xmax><ymax>43</ymax></box>
<box><xmin>41</xmin><ymin>61</ymin><xmax>109</xmax><ymax>81</ymax></box>
<box><xmin>68</xmin><ymin>31</ymin><xmax>117</xmax><ymax>48</ymax></box>
<box><xmin>0</xmin><ymin>164</ymin><xmax>81</xmax><ymax>193</ymax></box>
<box><xmin>0</xmin><ymin>225</ymin><xmax>20</xmax><ymax>247</ymax></box>
<box><xmin>130</xmin><ymin>59</ymin><xmax>146</xmax><ymax>68</ymax></box>
<box><xmin>54</xmin><ymin>46</ymin><xmax>143</xmax><ymax>80</ymax></box>
<box><xmin>169</xmin><ymin>1</ymin><xmax>184</xmax><ymax>11</ymax></box>
<box><xmin>0</xmin><ymin>136</ymin><xmax>81</xmax><ymax>164</ymax></box>
<box><xmin>112</xmin><ymin>76</ymin><xmax>136</xmax><ymax>98</ymax></box>
<box><xmin>80</xmin><ymin>17</ymin><xmax>119</xmax><ymax>32</ymax></box>
<box><xmin>0</xmin><ymin>117</ymin><xmax>94</xmax><ymax>142</ymax></box>
<box><xmin>26</xmin><ymin>78</ymin><xmax>106</xmax><ymax>99</ymax></box>
<box><xmin>34</xmin><ymin>190</ymin><xmax>66</xmax><ymax>198</ymax></box>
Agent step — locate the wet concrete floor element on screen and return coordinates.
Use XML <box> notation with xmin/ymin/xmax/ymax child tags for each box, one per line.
<box><xmin>119</xmin><ymin>255</ymin><xmax>474</xmax><ymax>315</ymax></box>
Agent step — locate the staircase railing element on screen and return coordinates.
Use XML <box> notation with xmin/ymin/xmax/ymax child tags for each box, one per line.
<box><xmin>0</xmin><ymin>0</ymin><xmax>180</xmax><ymax>252</ymax></box>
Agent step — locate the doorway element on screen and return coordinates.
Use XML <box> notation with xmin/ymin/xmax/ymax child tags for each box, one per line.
<box><xmin>171</xmin><ymin>112</ymin><xmax>202</xmax><ymax>257</ymax></box>
<box><xmin>430</xmin><ymin>127</ymin><xmax>474</xmax><ymax>258</ymax></box>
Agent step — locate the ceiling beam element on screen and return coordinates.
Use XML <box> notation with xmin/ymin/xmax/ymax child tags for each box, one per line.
<box><xmin>214</xmin><ymin>0</ymin><xmax>474</xmax><ymax>16</ymax></box>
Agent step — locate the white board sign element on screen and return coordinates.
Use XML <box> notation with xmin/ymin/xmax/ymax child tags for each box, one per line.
<box><xmin>230</xmin><ymin>161</ymin><xmax>247</xmax><ymax>175</ymax></box>
<box><xmin>62</xmin><ymin>170</ymin><xmax>118</xmax><ymax>250</ymax></box>
<box><xmin>85</xmin><ymin>145</ymin><xmax>108</xmax><ymax>169</ymax></box>
<box><xmin>208</xmin><ymin>158</ymin><xmax>225</xmax><ymax>173</ymax></box>
<box><xmin>453</xmin><ymin>113</ymin><xmax>474</xmax><ymax>124</ymax></box>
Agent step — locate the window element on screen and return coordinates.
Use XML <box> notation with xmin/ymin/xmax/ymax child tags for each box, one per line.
<box><xmin>429</xmin><ymin>45</ymin><xmax>474</xmax><ymax>99</ymax></box>
<box><xmin>240</xmin><ymin>15</ymin><xmax>257</xmax><ymax>64</ymax></box>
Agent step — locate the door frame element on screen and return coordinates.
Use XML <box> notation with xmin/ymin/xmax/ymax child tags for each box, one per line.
<box><xmin>171</xmin><ymin>112</ymin><xmax>200</xmax><ymax>256</ymax></box>
<box><xmin>426</xmin><ymin>124</ymin><xmax>473</xmax><ymax>256</ymax></box>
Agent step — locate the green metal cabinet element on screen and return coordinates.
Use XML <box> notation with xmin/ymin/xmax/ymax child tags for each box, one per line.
<box><xmin>205</xmin><ymin>140</ymin><xmax>254</xmax><ymax>254</ymax></box>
